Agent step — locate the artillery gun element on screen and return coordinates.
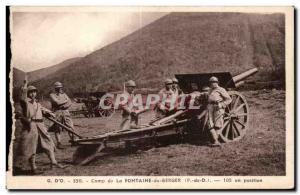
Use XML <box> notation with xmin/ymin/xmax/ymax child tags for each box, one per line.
<box><xmin>69</xmin><ymin>68</ymin><xmax>258</xmax><ymax>165</ymax></box>
<box><xmin>71</xmin><ymin>91</ymin><xmax>115</xmax><ymax>118</ymax></box>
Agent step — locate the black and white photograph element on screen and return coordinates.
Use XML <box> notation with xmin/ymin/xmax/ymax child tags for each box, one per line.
<box><xmin>7</xmin><ymin>6</ymin><xmax>294</xmax><ymax>189</ymax></box>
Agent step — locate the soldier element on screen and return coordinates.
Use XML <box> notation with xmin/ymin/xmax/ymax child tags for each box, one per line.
<box><xmin>49</xmin><ymin>82</ymin><xmax>74</xmax><ymax>149</ymax></box>
<box><xmin>119</xmin><ymin>80</ymin><xmax>139</xmax><ymax>130</ymax></box>
<box><xmin>171</xmin><ymin>77</ymin><xmax>183</xmax><ymax>96</ymax></box>
<box><xmin>155</xmin><ymin>78</ymin><xmax>176</xmax><ymax>118</ymax></box>
<box><xmin>15</xmin><ymin>80</ymin><xmax>65</xmax><ymax>175</ymax></box>
<box><xmin>207</xmin><ymin>76</ymin><xmax>232</xmax><ymax>146</ymax></box>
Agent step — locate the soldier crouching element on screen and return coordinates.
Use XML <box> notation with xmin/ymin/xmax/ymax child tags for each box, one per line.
<box><xmin>207</xmin><ymin>76</ymin><xmax>232</xmax><ymax>147</ymax></box>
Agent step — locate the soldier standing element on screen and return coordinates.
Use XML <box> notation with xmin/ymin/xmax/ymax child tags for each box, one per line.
<box><xmin>49</xmin><ymin>82</ymin><xmax>74</xmax><ymax>149</ymax></box>
<box><xmin>171</xmin><ymin>77</ymin><xmax>183</xmax><ymax>96</ymax></box>
<box><xmin>155</xmin><ymin>78</ymin><xmax>176</xmax><ymax>118</ymax></box>
<box><xmin>207</xmin><ymin>76</ymin><xmax>232</xmax><ymax>146</ymax></box>
<box><xmin>15</xmin><ymin>80</ymin><xmax>65</xmax><ymax>175</ymax></box>
<box><xmin>119</xmin><ymin>80</ymin><xmax>139</xmax><ymax>130</ymax></box>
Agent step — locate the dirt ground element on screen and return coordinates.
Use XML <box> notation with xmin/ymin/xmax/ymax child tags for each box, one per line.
<box><xmin>12</xmin><ymin>89</ymin><xmax>286</xmax><ymax>176</ymax></box>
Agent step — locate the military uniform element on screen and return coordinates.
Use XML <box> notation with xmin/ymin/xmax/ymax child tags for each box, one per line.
<box><xmin>155</xmin><ymin>87</ymin><xmax>176</xmax><ymax>118</ymax></box>
<box><xmin>49</xmin><ymin>82</ymin><xmax>75</xmax><ymax>149</ymax></box>
<box><xmin>171</xmin><ymin>78</ymin><xmax>183</xmax><ymax>96</ymax></box>
<box><xmin>119</xmin><ymin>80</ymin><xmax>140</xmax><ymax>130</ymax></box>
<box><xmin>119</xmin><ymin>91</ymin><xmax>139</xmax><ymax>130</ymax></box>
<box><xmin>173</xmin><ymin>88</ymin><xmax>183</xmax><ymax>96</ymax></box>
<box><xmin>207</xmin><ymin>86</ymin><xmax>232</xmax><ymax>130</ymax></box>
<box><xmin>49</xmin><ymin>92</ymin><xmax>74</xmax><ymax>135</ymax></box>
<box><xmin>15</xmin><ymin>86</ymin><xmax>57</xmax><ymax>171</ymax></box>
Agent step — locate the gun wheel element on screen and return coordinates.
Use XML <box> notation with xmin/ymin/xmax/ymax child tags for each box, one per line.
<box><xmin>219</xmin><ymin>91</ymin><xmax>249</xmax><ymax>143</ymax></box>
<box><xmin>98</xmin><ymin>97</ymin><xmax>115</xmax><ymax>118</ymax></box>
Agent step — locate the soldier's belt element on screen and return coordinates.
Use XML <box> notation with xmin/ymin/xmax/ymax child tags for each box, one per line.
<box><xmin>31</xmin><ymin>119</ymin><xmax>44</xmax><ymax>123</ymax></box>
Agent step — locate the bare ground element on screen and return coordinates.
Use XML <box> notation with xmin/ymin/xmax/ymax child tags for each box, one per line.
<box><xmin>12</xmin><ymin>89</ymin><xmax>285</xmax><ymax>176</ymax></box>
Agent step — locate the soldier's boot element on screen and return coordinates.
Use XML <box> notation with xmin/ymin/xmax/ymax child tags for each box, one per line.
<box><xmin>209</xmin><ymin>129</ymin><xmax>221</xmax><ymax>147</ymax></box>
<box><xmin>29</xmin><ymin>155</ymin><xmax>43</xmax><ymax>175</ymax></box>
<box><xmin>46</xmin><ymin>151</ymin><xmax>68</xmax><ymax>169</ymax></box>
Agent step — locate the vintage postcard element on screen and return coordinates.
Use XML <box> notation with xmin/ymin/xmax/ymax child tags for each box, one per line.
<box><xmin>7</xmin><ymin>6</ymin><xmax>294</xmax><ymax>189</ymax></box>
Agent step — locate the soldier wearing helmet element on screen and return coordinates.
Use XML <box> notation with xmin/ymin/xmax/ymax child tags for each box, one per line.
<box><xmin>49</xmin><ymin>81</ymin><xmax>74</xmax><ymax>149</ymax></box>
<box><xmin>119</xmin><ymin>80</ymin><xmax>139</xmax><ymax>130</ymax></box>
<box><xmin>14</xmin><ymin>78</ymin><xmax>66</xmax><ymax>175</ymax></box>
<box><xmin>171</xmin><ymin>77</ymin><xmax>183</xmax><ymax>96</ymax></box>
<box><xmin>155</xmin><ymin>78</ymin><xmax>176</xmax><ymax>119</ymax></box>
<box><xmin>207</xmin><ymin>76</ymin><xmax>232</xmax><ymax>147</ymax></box>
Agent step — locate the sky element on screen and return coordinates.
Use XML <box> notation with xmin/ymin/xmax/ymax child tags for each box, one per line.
<box><xmin>11</xmin><ymin>11</ymin><xmax>167</xmax><ymax>72</ymax></box>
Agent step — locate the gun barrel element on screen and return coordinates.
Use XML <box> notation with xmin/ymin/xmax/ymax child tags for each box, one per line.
<box><xmin>235</xmin><ymin>81</ymin><xmax>245</xmax><ymax>88</ymax></box>
<box><xmin>233</xmin><ymin>68</ymin><xmax>258</xmax><ymax>84</ymax></box>
<box><xmin>46</xmin><ymin>116</ymin><xmax>82</xmax><ymax>138</ymax></box>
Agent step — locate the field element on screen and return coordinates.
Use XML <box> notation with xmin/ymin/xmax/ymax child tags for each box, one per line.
<box><xmin>12</xmin><ymin>89</ymin><xmax>285</xmax><ymax>176</ymax></box>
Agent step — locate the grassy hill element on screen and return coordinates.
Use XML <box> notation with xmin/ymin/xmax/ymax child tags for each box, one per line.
<box><xmin>30</xmin><ymin>12</ymin><xmax>285</xmax><ymax>96</ymax></box>
<box><xmin>11</xmin><ymin>57</ymin><xmax>82</xmax><ymax>100</ymax></box>
<box><xmin>12</xmin><ymin>67</ymin><xmax>25</xmax><ymax>88</ymax></box>
<box><xmin>27</xmin><ymin>57</ymin><xmax>82</xmax><ymax>82</ymax></box>
<box><xmin>11</xmin><ymin>67</ymin><xmax>26</xmax><ymax>101</ymax></box>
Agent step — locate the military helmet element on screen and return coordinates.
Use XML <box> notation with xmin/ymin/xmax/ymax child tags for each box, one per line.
<box><xmin>165</xmin><ymin>78</ymin><xmax>173</xmax><ymax>85</ymax></box>
<box><xmin>125</xmin><ymin>80</ymin><xmax>136</xmax><ymax>87</ymax></box>
<box><xmin>209</xmin><ymin>76</ymin><xmax>219</xmax><ymax>83</ymax></box>
<box><xmin>172</xmin><ymin>78</ymin><xmax>179</xmax><ymax>84</ymax></box>
<box><xmin>27</xmin><ymin>85</ymin><xmax>38</xmax><ymax>92</ymax></box>
<box><xmin>54</xmin><ymin>81</ymin><xmax>63</xmax><ymax>88</ymax></box>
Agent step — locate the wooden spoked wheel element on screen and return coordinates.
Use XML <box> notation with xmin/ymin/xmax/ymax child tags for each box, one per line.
<box><xmin>98</xmin><ymin>98</ymin><xmax>115</xmax><ymax>118</ymax></box>
<box><xmin>219</xmin><ymin>91</ymin><xmax>249</xmax><ymax>143</ymax></box>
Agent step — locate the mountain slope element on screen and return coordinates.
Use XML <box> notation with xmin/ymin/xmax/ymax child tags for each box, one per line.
<box><xmin>32</xmin><ymin>12</ymin><xmax>285</xmax><ymax>96</ymax></box>
<box><xmin>11</xmin><ymin>67</ymin><xmax>26</xmax><ymax>101</ymax></box>
<box><xmin>12</xmin><ymin>67</ymin><xmax>26</xmax><ymax>87</ymax></box>
<box><xmin>28</xmin><ymin>57</ymin><xmax>82</xmax><ymax>82</ymax></box>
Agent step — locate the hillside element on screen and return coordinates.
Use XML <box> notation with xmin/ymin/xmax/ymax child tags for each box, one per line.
<box><xmin>27</xmin><ymin>57</ymin><xmax>82</xmax><ymax>82</ymax></box>
<box><xmin>11</xmin><ymin>57</ymin><xmax>82</xmax><ymax>100</ymax></box>
<box><xmin>12</xmin><ymin>67</ymin><xmax>25</xmax><ymax>87</ymax></box>
<box><xmin>11</xmin><ymin>67</ymin><xmax>26</xmax><ymax>101</ymax></box>
<box><xmin>31</xmin><ymin>12</ymin><xmax>285</xmax><ymax>96</ymax></box>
